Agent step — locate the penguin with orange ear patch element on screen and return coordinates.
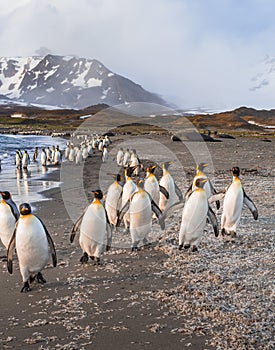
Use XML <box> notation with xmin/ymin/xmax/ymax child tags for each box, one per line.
<box><xmin>0</xmin><ymin>191</ymin><xmax>19</xmax><ymax>250</ymax></box>
<box><xmin>7</xmin><ymin>203</ymin><xmax>57</xmax><ymax>293</ymax></box>
<box><xmin>179</xmin><ymin>178</ymin><xmax>218</xmax><ymax>252</ymax></box>
<box><xmin>70</xmin><ymin>190</ymin><xmax>112</xmax><ymax>265</ymax></box>
<box><xmin>221</xmin><ymin>166</ymin><xmax>258</xmax><ymax>237</ymax></box>
<box><xmin>117</xmin><ymin>179</ymin><xmax>165</xmax><ymax>251</ymax></box>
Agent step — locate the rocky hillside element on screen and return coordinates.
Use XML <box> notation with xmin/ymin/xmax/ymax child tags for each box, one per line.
<box><xmin>0</xmin><ymin>55</ymin><xmax>167</xmax><ymax>109</ymax></box>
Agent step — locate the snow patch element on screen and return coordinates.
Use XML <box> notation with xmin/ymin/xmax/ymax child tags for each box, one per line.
<box><xmin>11</xmin><ymin>113</ymin><xmax>26</xmax><ymax>118</ymax></box>
<box><xmin>248</xmin><ymin>120</ymin><xmax>275</xmax><ymax>129</ymax></box>
<box><xmin>46</xmin><ymin>87</ymin><xmax>55</xmax><ymax>93</ymax></box>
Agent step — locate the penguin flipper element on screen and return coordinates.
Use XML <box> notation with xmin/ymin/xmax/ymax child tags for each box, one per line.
<box><xmin>243</xmin><ymin>189</ymin><xmax>258</xmax><ymax>220</ymax></box>
<box><xmin>6</xmin><ymin>199</ymin><xmax>20</xmax><ymax>221</ymax></box>
<box><xmin>207</xmin><ymin>206</ymin><xmax>219</xmax><ymax>237</ymax></box>
<box><xmin>104</xmin><ymin>207</ymin><xmax>112</xmax><ymax>250</ymax></box>
<box><xmin>175</xmin><ymin>183</ymin><xmax>183</xmax><ymax>202</ymax></box>
<box><xmin>37</xmin><ymin>217</ymin><xmax>57</xmax><ymax>267</ymax></box>
<box><xmin>106</xmin><ymin>223</ymin><xmax>112</xmax><ymax>251</ymax></box>
<box><xmin>184</xmin><ymin>183</ymin><xmax>193</xmax><ymax>201</ymax></box>
<box><xmin>7</xmin><ymin>223</ymin><xmax>18</xmax><ymax>274</ymax></box>
<box><xmin>116</xmin><ymin>191</ymin><xmax>123</xmax><ymax>217</ymax></box>
<box><xmin>151</xmin><ymin>200</ymin><xmax>165</xmax><ymax>230</ymax></box>
<box><xmin>159</xmin><ymin>185</ymin><xmax>169</xmax><ymax>199</ymax></box>
<box><xmin>70</xmin><ymin>209</ymin><xmax>87</xmax><ymax>242</ymax></box>
<box><xmin>209</xmin><ymin>182</ymin><xmax>220</xmax><ymax>210</ymax></box>
<box><xmin>208</xmin><ymin>192</ymin><xmax>225</xmax><ymax>204</ymax></box>
<box><xmin>116</xmin><ymin>201</ymin><xmax>130</xmax><ymax>227</ymax></box>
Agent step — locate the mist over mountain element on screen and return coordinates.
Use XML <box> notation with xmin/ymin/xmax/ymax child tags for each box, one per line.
<box><xmin>0</xmin><ymin>54</ymin><xmax>168</xmax><ymax>109</ymax></box>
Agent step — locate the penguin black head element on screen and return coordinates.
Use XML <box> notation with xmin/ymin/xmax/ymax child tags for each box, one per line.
<box><xmin>194</xmin><ymin>178</ymin><xmax>208</xmax><ymax>189</ymax></box>
<box><xmin>232</xmin><ymin>166</ymin><xmax>240</xmax><ymax>177</ymax></box>
<box><xmin>92</xmin><ymin>190</ymin><xmax>103</xmax><ymax>200</ymax></box>
<box><xmin>125</xmin><ymin>165</ymin><xmax>138</xmax><ymax>177</ymax></box>
<box><xmin>197</xmin><ymin>163</ymin><xmax>208</xmax><ymax>172</ymax></box>
<box><xmin>163</xmin><ymin>161</ymin><xmax>173</xmax><ymax>170</ymax></box>
<box><xmin>115</xmin><ymin>174</ymin><xmax>122</xmax><ymax>182</ymax></box>
<box><xmin>109</xmin><ymin>173</ymin><xmax>122</xmax><ymax>182</ymax></box>
<box><xmin>137</xmin><ymin>178</ymin><xmax>145</xmax><ymax>188</ymax></box>
<box><xmin>0</xmin><ymin>191</ymin><xmax>11</xmax><ymax>200</ymax></box>
<box><xmin>19</xmin><ymin>203</ymin><xmax>32</xmax><ymax>215</ymax></box>
<box><xmin>146</xmin><ymin>165</ymin><xmax>157</xmax><ymax>174</ymax></box>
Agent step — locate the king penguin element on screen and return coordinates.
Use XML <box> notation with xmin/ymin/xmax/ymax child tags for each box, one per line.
<box><xmin>116</xmin><ymin>148</ymin><xmax>124</xmax><ymax>166</ymax></box>
<box><xmin>117</xmin><ymin>180</ymin><xmax>165</xmax><ymax>251</ymax></box>
<box><xmin>120</xmin><ymin>167</ymin><xmax>137</xmax><ymax>230</ymax></box>
<box><xmin>221</xmin><ymin>166</ymin><xmax>258</xmax><ymax>237</ymax></box>
<box><xmin>70</xmin><ymin>190</ymin><xmax>112</xmax><ymax>265</ymax></box>
<box><xmin>144</xmin><ymin>165</ymin><xmax>160</xmax><ymax>205</ymax></box>
<box><xmin>159</xmin><ymin>161</ymin><xmax>183</xmax><ymax>212</ymax></box>
<box><xmin>105</xmin><ymin>174</ymin><xmax>123</xmax><ymax>227</ymax></box>
<box><xmin>7</xmin><ymin>203</ymin><xmax>57</xmax><ymax>292</ymax></box>
<box><xmin>186</xmin><ymin>163</ymin><xmax>220</xmax><ymax>209</ymax></box>
<box><xmin>179</xmin><ymin>178</ymin><xmax>218</xmax><ymax>252</ymax></box>
<box><xmin>0</xmin><ymin>191</ymin><xmax>19</xmax><ymax>249</ymax></box>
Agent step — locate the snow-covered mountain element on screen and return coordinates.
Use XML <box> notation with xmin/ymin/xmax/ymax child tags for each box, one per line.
<box><xmin>0</xmin><ymin>54</ymin><xmax>167</xmax><ymax>109</ymax></box>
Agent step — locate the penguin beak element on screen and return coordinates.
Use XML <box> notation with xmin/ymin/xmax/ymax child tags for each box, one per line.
<box><xmin>203</xmin><ymin>163</ymin><xmax>209</xmax><ymax>167</ymax></box>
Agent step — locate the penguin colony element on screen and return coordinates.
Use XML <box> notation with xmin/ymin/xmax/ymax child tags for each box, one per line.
<box><xmin>0</xmin><ymin>137</ymin><xmax>258</xmax><ymax>293</ymax></box>
<box><xmin>15</xmin><ymin>144</ymin><xmax>63</xmax><ymax>170</ymax></box>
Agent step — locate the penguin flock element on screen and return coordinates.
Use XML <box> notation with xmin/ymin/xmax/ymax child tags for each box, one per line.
<box><xmin>64</xmin><ymin>134</ymin><xmax>111</xmax><ymax>164</ymax></box>
<box><xmin>15</xmin><ymin>145</ymin><xmax>63</xmax><ymax>170</ymax></box>
<box><xmin>0</xmin><ymin>139</ymin><xmax>258</xmax><ymax>293</ymax></box>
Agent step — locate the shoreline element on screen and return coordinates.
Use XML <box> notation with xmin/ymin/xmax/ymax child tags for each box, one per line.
<box><xmin>0</xmin><ymin>134</ymin><xmax>274</xmax><ymax>349</ymax></box>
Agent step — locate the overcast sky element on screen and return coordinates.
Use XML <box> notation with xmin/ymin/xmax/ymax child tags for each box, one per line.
<box><xmin>0</xmin><ymin>0</ymin><xmax>274</xmax><ymax>110</ymax></box>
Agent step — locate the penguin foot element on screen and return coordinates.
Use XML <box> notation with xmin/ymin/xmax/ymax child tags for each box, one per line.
<box><xmin>106</xmin><ymin>245</ymin><xmax>111</xmax><ymax>251</ymax></box>
<box><xmin>231</xmin><ymin>231</ymin><xmax>237</xmax><ymax>238</ymax></box>
<box><xmin>184</xmin><ymin>244</ymin><xmax>191</xmax><ymax>250</ymax></box>
<box><xmin>29</xmin><ymin>275</ymin><xmax>36</xmax><ymax>284</ymax></box>
<box><xmin>178</xmin><ymin>244</ymin><xmax>183</xmax><ymax>250</ymax></box>
<box><xmin>90</xmin><ymin>256</ymin><xmax>95</xmax><ymax>260</ymax></box>
<box><xmin>21</xmin><ymin>281</ymin><xmax>31</xmax><ymax>293</ymax></box>
<box><xmin>142</xmin><ymin>238</ymin><xmax>151</xmax><ymax>249</ymax></box>
<box><xmin>191</xmin><ymin>246</ymin><xmax>198</xmax><ymax>252</ymax></box>
<box><xmin>80</xmin><ymin>252</ymin><xmax>89</xmax><ymax>264</ymax></box>
<box><xmin>94</xmin><ymin>257</ymin><xmax>101</xmax><ymax>266</ymax></box>
<box><xmin>221</xmin><ymin>228</ymin><xmax>226</xmax><ymax>236</ymax></box>
<box><xmin>131</xmin><ymin>246</ymin><xmax>140</xmax><ymax>252</ymax></box>
<box><xmin>36</xmin><ymin>272</ymin><xmax>46</xmax><ymax>284</ymax></box>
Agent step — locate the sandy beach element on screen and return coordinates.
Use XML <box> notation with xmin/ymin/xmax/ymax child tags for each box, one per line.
<box><xmin>0</xmin><ymin>134</ymin><xmax>274</xmax><ymax>349</ymax></box>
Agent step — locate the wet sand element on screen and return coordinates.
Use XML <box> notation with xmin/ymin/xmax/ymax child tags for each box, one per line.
<box><xmin>0</xmin><ymin>134</ymin><xmax>274</xmax><ymax>349</ymax></box>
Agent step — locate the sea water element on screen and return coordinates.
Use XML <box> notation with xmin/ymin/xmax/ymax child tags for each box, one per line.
<box><xmin>0</xmin><ymin>134</ymin><xmax>67</xmax><ymax>205</ymax></box>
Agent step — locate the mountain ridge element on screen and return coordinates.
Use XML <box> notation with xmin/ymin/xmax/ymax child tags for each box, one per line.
<box><xmin>0</xmin><ymin>54</ymin><xmax>168</xmax><ymax>109</ymax></box>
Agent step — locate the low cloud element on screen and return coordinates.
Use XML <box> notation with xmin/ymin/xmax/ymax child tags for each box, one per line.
<box><xmin>0</xmin><ymin>0</ymin><xmax>274</xmax><ymax>110</ymax></box>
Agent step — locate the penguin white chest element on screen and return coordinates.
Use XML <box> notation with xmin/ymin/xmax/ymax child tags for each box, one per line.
<box><xmin>106</xmin><ymin>183</ymin><xmax>122</xmax><ymax>225</ymax></box>
<box><xmin>159</xmin><ymin>174</ymin><xmax>175</xmax><ymax>210</ymax></box>
<box><xmin>179</xmin><ymin>190</ymin><xmax>208</xmax><ymax>244</ymax></box>
<box><xmin>16</xmin><ymin>216</ymin><xmax>49</xmax><ymax>272</ymax></box>
<box><xmin>223</xmin><ymin>181</ymin><xmax>243</xmax><ymax>226</ymax></box>
<box><xmin>80</xmin><ymin>204</ymin><xmax>106</xmax><ymax>247</ymax></box>
<box><xmin>0</xmin><ymin>203</ymin><xmax>16</xmax><ymax>248</ymax></box>
<box><xmin>129</xmin><ymin>192</ymin><xmax>152</xmax><ymax>241</ymax></box>
<box><xmin>144</xmin><ymin>176</ymin><xmax>159</xmax><ymax>204</ymax></box>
